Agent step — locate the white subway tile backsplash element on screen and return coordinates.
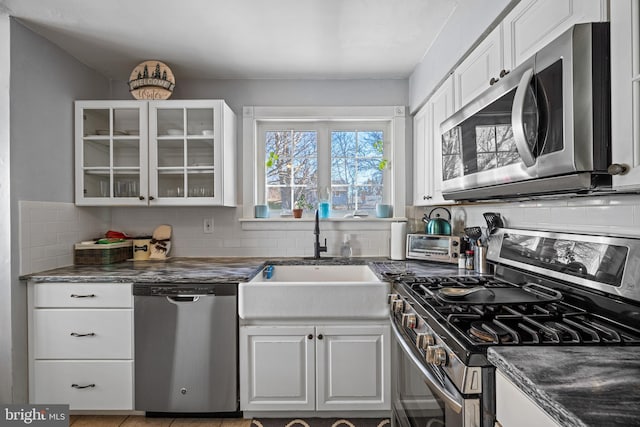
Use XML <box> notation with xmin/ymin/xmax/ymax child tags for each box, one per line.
<box><xmin>447</xmin><ymin>193</ymin><xmax>640</xmax><ymax>238</ymax></box>
<box><xmin>19</xmin><ymin>201</ymin><xmax>110</xmax><ymax>275</ymax></box>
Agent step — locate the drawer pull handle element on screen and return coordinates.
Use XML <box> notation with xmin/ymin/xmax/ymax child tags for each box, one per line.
<box><xmin>70</xmin><ymin>332</ymin><xmax>96</xmax><ymax>337</ymax></box>
<box><xmin>71</xmin><ymin>383</ymin><xmax>95</xmax><ymax>389</ymax></box>
<box><xmin>70</xmin><ymin>294</ymin><xmax>96</xmax><ymax>298</ymax></box>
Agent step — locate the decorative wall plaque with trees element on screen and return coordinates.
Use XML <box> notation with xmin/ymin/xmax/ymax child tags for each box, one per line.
<box><xmin>128</xmin><ymin>60</ymin><xmax>175</xmax><ymax>100</ymax></box>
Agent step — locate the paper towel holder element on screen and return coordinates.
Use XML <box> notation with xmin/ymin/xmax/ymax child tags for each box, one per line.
<box><xmin>390</xmin><ymin>221</ymin><xmax>407</xmax><ymax>260</ymax></box>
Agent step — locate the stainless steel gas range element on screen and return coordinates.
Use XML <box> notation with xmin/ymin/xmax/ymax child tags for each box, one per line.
<box><xmin>382</xmin><ymin>228</ymin><xmax>640</xmax><ymax>427</ymax></box>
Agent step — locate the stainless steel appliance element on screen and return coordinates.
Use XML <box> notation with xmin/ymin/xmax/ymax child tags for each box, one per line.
<box><xmin>440</xmin><ymin>23</ymin><xmax>612</xmax><ymax>201</ymax></box>
<box><xmin>134</xmin><ymin>283</ymin><xmax>239</xmax><ymax>415</ymax></box>
<box><xmin>380</xmin><ymin>228</ymin><xmax>640</xmax><ymax>427</ymax></box>
<box><xmin>406</xmin><ymin>234</ymin><xmax>461</xmax><ymax>264</ymax></box>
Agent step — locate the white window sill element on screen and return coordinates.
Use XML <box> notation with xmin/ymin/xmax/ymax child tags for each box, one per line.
<box><xmin>239</xmin><ymin>216</ymin><xmax>407</xmax><ymax>231</ymax></box>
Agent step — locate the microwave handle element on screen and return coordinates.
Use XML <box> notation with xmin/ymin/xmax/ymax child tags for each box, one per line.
<box><xmin>512</xmin><ymin>68</ymin><xmax>537</xmax><ymax>167</ymax></box>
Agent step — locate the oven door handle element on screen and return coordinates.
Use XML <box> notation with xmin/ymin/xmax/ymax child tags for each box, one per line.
<box><xmin>512</xmin><ymin>67</ymin><xmax>537</xmax><ymax>168</ymax></box>
<box><xmin>390</xmin><ymin>316</ymin><xmax>464</xmax><ymax>414</ymax></box>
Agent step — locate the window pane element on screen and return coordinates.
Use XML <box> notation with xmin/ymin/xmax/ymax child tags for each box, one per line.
<box><xmin>330</xmin><ymin>130</ymin><xmax>384</xmax><ymax>211</ymax></box>
<box><xmin>355</xmin><ymin>185</ymin><xmax>383</xmax><ymax>209</ymax></box>
<box><xmin>476</xmin><ymin>126</ymin><xmax>496</xmax><ymax>153</ymax></box>
<box><xmin>267</xmin><ymin>186</ymin><xmax>292</xmax><ymax>210</ymax></box>
<box><xmin>293</xmin><ymin>157</ymin><xmax>317</xmax><ymax>186</ymax></box>
<box><xmin>358</xmin><ymin>131</ymin><xmax>383</xmax><ymax>157</ymax></box>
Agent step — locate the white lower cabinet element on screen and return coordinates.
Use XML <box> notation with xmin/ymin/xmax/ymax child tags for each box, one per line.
<box><xmin>28</xmin><ymin>282</ymin><xmax>134</xmax><ymax>410</ymax></box>
<box><xmin>495</xmin><ymin>370</ymin><xmax>560</xmax><ymax>427</ymax></box>
<box><xmin>240</xmin><ymin>323</ymin><xmax>390</xmax><ymax>412</ymax></box>
<box><xmin>33</xmin><ymin>361</ymin><xmax>134</xmax><ymax>410</ymax></box>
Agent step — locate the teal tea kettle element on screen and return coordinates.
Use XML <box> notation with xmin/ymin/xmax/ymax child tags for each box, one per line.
<box><xmin>423</xmin><ymin>207</ymin><xmax>452</xmax><ymax>235</ymax></box>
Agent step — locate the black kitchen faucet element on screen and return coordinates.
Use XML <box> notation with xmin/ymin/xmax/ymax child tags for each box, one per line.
<box><xmin>313</xmin><ymin>209</ymin><xmax>327</xmax><ymax>259</ymax></box>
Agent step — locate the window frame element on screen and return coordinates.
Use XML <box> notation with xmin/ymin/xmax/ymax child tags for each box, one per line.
<box><xmin>257</xmin><ymin>121</ymin><xmax>392</xmax><ymax>216</ymax></box>
<box><xmin>242</xmin><ymin>106</ymin><xmax>407</xmax><ymax>222</ymax></box>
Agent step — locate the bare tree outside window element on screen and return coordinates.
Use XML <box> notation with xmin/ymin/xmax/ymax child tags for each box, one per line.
<box><xmin>265</xmin><ymin>130</ymin><xmax>318</xmax><ymax>211</ymax></box>
<box><xmin>331</xmin><ymin>130</ymin><xmax>384</xmax><ymax>211</ymax></box>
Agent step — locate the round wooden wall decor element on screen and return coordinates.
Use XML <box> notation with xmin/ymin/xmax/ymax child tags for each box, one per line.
<box><xmin>128</xmin><ymin>60</ymin><xmax>175</xmax><ymax>100</ymax></box>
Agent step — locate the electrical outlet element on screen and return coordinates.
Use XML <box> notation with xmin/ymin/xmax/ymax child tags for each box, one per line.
<box><xmin>203</xmin><ymin>218</ymin><xmax>214</xmax><ymax>233</ymax></box>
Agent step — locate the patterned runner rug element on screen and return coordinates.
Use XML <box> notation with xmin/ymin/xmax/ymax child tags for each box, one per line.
<box><xmin>251</xmin><ymin>419</ymin><xmax>390</xmax><ymax>427</ymax></box>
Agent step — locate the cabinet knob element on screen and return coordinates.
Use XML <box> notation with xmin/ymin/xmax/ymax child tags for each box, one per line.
<box><xmin>139</xmin><ymin>195</ymin><xmax>145</xmax><ymax>200</ymax></box>
<box><xmin>499</xmin><ymin>69</ymin><xmax>510</xmax><ymax>78</ymax></box>
<box><xmin>489</xmin><ymin>77</ymin><xmax>499</xmax><ymax>86</ymax></box>
<box><xmin>317</xmin><ymin>334</ymin><xmax>324</xmax><ymax>340</ymax></box>
<box><xmin>423</xmin><ymin>195</ymin><xmax>432</xmax><ymax>200</ymax></box>
<box><xmin>608</xmin><ymin>163</ymin><xmax>629</xmax><ymax>176</ymax></box>
<box><xmin>149</xmin><ymin>196</ymin><xmax>155</xmax><ymax>201</ymax></box>
<box><xmin>308</xmin><ymin>334</ymin><xmax>313</xmax><ymax>340</ymax></box>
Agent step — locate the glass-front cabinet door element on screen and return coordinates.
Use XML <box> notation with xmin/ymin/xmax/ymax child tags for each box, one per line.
<box><xmin>149</xmin><ymin>100</ymin><xmax>230</xmax><ymax>206</ymax></box>
<box><xmin>75</xmin><ymin>101</ymin><xmax>148</xmax><ymax>206</ymax></box>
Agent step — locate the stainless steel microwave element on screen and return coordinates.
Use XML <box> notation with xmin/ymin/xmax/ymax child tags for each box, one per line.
<box><xmin>440</xmin><ymin>23</ymin><xmax>612</xmax><ymax>201</ymax></box>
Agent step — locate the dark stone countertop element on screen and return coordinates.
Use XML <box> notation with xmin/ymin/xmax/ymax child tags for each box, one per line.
<box><xmin>21</xmin><ymin>257</ymin><xmax>462</xmax><ymax>284</ymax></box>
<box><xmin>488</xmin><ymin>346</ymin><xmax>640</xmax><ymax>427</ymax></box>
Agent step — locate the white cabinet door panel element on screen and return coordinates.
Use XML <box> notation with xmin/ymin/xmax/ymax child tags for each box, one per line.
<box><xmin>316</xmin><ymin>325</ymin><xmax>390</xmax><ymax>411</ymax></box>
<box><xmin>611</xmin><ymin>0</ymin><xmax>640</xmax><ymax>190</ymax></box>
<box><xmin>454</xmin><ymin>25</ymin><xmax>505</xmax><ymax>109</ymax></box>
<box><xmin>33</xmin><ymin>360</ymin><xmax>133</xmax><ymax>410</ymax></box>
<box><xmin>504</xmin><ymin>0</ymin><xmax>607</xmax><ymax>70</ymax></box>
<box><xmin>34</xmin><ymin>309</ymin><xmax>132</xmax><ymax>359</ymax></box>
<box><xmin>240</xmin><ymin>326</ymin><xmax>315</xmax><ymax>411</ymax></box>
<box><xmin>33</xmin><ymin>283</ymin><xmax>132</xmax><ymax>308</ymax></box>
<box><xmin>496</xmin><ymin>370</ymin><xmax>560</xmax><ymax>427</ymax></box>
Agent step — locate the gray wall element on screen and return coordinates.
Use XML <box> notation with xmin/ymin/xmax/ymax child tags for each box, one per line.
<box><xmin>0</xmin><ymin>11</ymin><xmax>12</xmax><ymax>405</ymax></box>
<box><xmin>111</xmin><ymin>78</ymin><xmax>408</xmax><ymax>112</ymax></box>
<box><xmin>8</xmin><ymin>19</ymin><xmax>110</xmax><ymax>402</ymax></box>
<box><xmin>408</xmin><ymin>0</ymin><xmax>516</xmax><ymax>112</ymax></box>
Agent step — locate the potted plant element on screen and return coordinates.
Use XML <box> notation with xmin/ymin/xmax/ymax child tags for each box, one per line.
<box><xmin>293</xmin><ymin>193</ymin><xmax>312</xmax><ymax>218</ymax></box>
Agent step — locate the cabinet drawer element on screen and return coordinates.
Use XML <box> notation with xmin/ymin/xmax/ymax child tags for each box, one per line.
<box><xmin>33</xmin><ymin>360</ymin><xmax>133</xmax><ymax>410</ymax></box>
<box><xmin>33</xmin><ymin>283</ymin><xmax>132</xmax><ymax>308</ymax></box>
<box><xmin>34</xmin><ymin>309</ymin><xmax>132</xmax><ymax>359</ymax></box>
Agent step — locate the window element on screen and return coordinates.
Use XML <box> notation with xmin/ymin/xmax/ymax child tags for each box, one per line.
<box><xmin>258</xmin><ymin>121</ymin><xmax>390</xmax><ymax>216</ymax></box>
<box><xmin>243</xmin><ymin>106</ymin><xmax>406</xmax><ymax>222</ymax></box>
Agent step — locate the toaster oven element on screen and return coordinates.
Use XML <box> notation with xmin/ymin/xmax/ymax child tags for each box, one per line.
<box><xmin>406</xmin><ymin>234</ymin><xmax>461</xmax><ymax>263</ymax></box>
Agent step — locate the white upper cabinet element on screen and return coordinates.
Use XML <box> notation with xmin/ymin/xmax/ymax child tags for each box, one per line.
<box><xmin>454</xmin><ymin>25</ymin><xmax>508</xmax><ymax>109</ymax></box>
<box><xmin>149</xmin><ymin>100</ymin><xmax>236</xmax><ymax>206</ymax></box>
<box><xmin>412</xmin><ymin>102</ymin><xmax>430</xmax><ymax>206</ymax></box>
<box><xmin>75</xmin><ymin>99</ymin><xmax>236</xmax><ymax>206</ymax></box>
<box><xmin>503</xmin><ymin>0</ymin><xmax>608</xmax><ymax>71</ymax></box>
<box><xmin>451</xmin><ymin>0</ymin><xmax>607</xmax><ymax>114</ymax></box>
<box><xmin>75</xmin><ymin>101</ymin><xmax>149</xmax><ymax>206</ymax></box>
<box><xmin>611</xmin><ymin>0</ymin><xmax>640</xmax><ymax>190</ymax></box>
<box><xmin>413</xmin><ymin>76</ymin><xmax>455</xmax><ymax>206</ymax></box>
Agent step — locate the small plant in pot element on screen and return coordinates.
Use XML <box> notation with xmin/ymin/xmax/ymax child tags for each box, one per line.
<box><xmin>293</xmin><ymin>193</ymin><xmax>313</xmax><ymax>218</ymax></box>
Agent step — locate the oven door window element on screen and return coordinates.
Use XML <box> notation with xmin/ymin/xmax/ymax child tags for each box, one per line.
<box><xmin>393</xmin><ymin>339</ymin><xmax>462</xmax><ymax>427</ymax></box>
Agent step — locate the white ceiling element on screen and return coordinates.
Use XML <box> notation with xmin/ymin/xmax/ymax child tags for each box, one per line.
<box><xmin>0</xmin><ymin>0</ymin><xmax>462</xmax><ymax>80</ymax></box>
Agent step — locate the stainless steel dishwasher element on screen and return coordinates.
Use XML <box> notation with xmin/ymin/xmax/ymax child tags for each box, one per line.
<box><xmin>133</xmin><ymin>283</ymin><xmax>238</xmax><ymax>414</ymax></box>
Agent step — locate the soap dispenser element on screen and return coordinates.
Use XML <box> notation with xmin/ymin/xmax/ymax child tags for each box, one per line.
<box><xmin>340</xmin><ymin>234</ymin><xmax>353</xmax><ymax>258</ymax></box>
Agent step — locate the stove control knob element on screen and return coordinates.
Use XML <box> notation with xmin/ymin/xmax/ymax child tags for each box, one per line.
<box><xmin>392</xmin><ymin>299</ymin><xmax>405</xmax><ymax>313</ymax></box>
<box><xmin>402</xmin><ymin>313</ymin><xmax>417</xmax><ymax>329</ymax></box>
<box><xmin>387</xmin><ymin>293</ymin><xmax>400</xmax><ymax>304</ymax></box>
<box><xmin>415</xmin><ymin>333</ymin><xmax>435</xmax><ymax>349</ymax></box>
<box><xmin>426</xmin><ymin>345</ymin><xmax>448</xmax><ymax>367</ymax></box>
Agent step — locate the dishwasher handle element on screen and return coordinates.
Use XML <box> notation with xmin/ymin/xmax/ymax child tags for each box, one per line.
<box><xmin>166</xmin><ymin>295</ymin><xmax>204</xmax><ymax>303</ymax></box>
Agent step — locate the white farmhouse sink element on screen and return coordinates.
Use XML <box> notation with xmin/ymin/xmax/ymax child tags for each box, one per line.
<box><xmin>238</xmin><ymin>264</ymin><xmax>390</xmax><ymax>320</ymax></box>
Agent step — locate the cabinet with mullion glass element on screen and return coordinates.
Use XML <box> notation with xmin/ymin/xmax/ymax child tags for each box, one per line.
<box><xmin>149</xmin><ymin>100</ymin><xmax>236</xmax><ymax>206</ymax></box>
<box><xmin>75</xmin><ymin>101</ymin><xmax>148</xmax><ymax>206</ymax></box>
<box><xmin>75</xmin><ymin>99</ymin><xmax>236</xmax><ymax>206</ymax></box>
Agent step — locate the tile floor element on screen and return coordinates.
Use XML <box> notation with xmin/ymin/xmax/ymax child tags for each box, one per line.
<box><xmin>69</xmin><ymin>416</ymin><xmax>252</xmax><ymax>427</ymax></box>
